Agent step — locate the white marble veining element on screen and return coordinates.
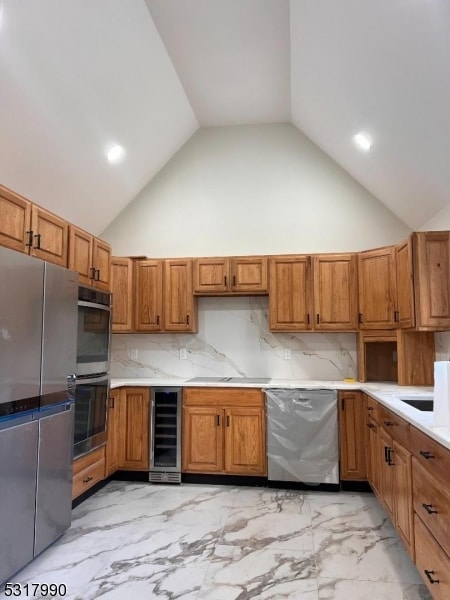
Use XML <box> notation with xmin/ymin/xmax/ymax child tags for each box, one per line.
<box><xmin>1</xmin><ymin>483</ymin><xmax>431</xmax><ymax>600</ymax></box>
<box><xmin>111</xmin><ymin>296</ymin><xmax>358</xmax><ymax>381</ymax></box>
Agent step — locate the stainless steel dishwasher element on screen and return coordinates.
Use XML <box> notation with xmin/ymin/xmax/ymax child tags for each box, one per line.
<box><xmin>266</xmin><ymin>388</ymin><xmax>339</xmax><ymax>488</ymax></box>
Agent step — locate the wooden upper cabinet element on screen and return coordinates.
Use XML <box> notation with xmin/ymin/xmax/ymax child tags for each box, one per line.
<box><xmin>164</xmin><ymin>259</ymin><xmax>197</xmax><ymax>332</ymax></box>
<box><xmin>69</xmin><ymin>226</ymin><xmax>93</xmax><ymax>286</ymax></box>
<box><xmin>30</xmin><ymin>205</ymin><xmax>69</xmax><ymax>266</ymax></box>
<box><xmin>0</xmin><ymin>185</ymin><xmax>32</xmax><ymax>253</ymax></box>
<box><xmin>358</xmin><ymin>246</ymin><xmax>396</xmax><ymax>329</ymax></box>
<box><xmin>111</xmin><ymin>257</ymin><xmax>133</xmax><ymax>332</ymax></box>
<box><xmin>269</xmin><ymin>255</ymin><xmax>312</xmax><ymax>330</ymax></box>
<box><xmin>193</xmin><ymin>257</ymin><xmax>230</xmax><ymax>293</ymax></box>
<box><xmin>413</xmin><ymin>231</ymin><xmax>450</xmax><ymax>329</ymax></box>
<box><xmin>313</xmin><ymin>253</ymin><xmax>358</xmax><ymax>330</ymax></box>
<box><xmin>68</xmin><ymin>226</ymin><xmax>111</xmax><ymax>290</ymax></box>
<box><xmin>230</xmin><ymin>256</ymin><xmax>268</xmax><ymax>293</ymax></box>
<box><xmin>134</xmin><ymin>259</ymin><xmax>163</xmax><ymax>332</ymax></box>
<box><xmin>395</xmin><ymin>238</ymin><xmax>415</xmax><ymax>329</ymax></box>
<box><xmin>193</xmin><ymin>255</ymin><xmax>268</xmax><ymax>295</ymax></box>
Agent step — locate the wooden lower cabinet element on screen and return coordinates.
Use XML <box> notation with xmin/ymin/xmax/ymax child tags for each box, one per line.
<box><xmin>117</xmin><ymin>387</ymin><xmax>150</xmax><ymax>471</ymax></box>
<box><xmin>72</xmin><ymin>446</ymin><xmax>106</xmax><ymax>500</ymax></box>
<box><xmin>339</xmin><ymin>391</ymin><xmax>366</xmax><ymax>480</ymax></box>
<box><xmin>392</xmin><ymin>440</ymin><xmax>414</xmax><ymax>555</ymax></box>
<box><xmin>415</xmin><ymin>514</ymin><xmax>450</xmax><ymax>600</ymax></box>
<box><xmin>182</xmin><ymin>388</ymin><xmax>266</xmax><ymax>476</ymax></box>
<box><xmin>105</xmin><ymin>389</ymin><xmax>120</xmax><ymax>477</ymax></box>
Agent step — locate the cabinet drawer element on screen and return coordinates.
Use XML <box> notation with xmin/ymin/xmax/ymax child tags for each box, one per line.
<box><xmin>72</xmin><ymin>456</ymin><xmax>105</xmax><ymax>499</ymax></box>
<box><xmin>184</xmin><ymin>387</ymin><xmax>264</xmax><ymax>407</ymax></box>
<box><xmin>378</xmin><ymin>405</ymin><xmax>410</xmax><ymax>446</ymax></box>
<box><xmin>412</xmin><ymin>458</ymin><xmax>450</xmax><ymax>557</ymax></box>
<box><xmin>414</xmin><ymin>513</ymin><xmax>450</xmax><ymax>600</ymax></box>
<box><xmin>410</xmin><ymin>426</ymin><xmax>450</xmax><ymax>483</ymax></box>
<box><xmin>73</xmin><ymin>446</ymin><xmax>105</xmax><ymax>475</ymax></box>
<box><xmin>365</xmin><ymin>394</ymin><xmax>379</xmax><ymax>423</ymax></box>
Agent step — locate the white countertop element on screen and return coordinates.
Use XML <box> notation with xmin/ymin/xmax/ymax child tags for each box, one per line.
<box><xmin>110</xmin><ymin>377</ymin><xmax>450</xmax><ymax>451</ymax></box>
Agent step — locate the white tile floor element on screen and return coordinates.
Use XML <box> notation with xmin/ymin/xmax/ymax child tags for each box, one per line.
<box><xmin>1</xmin><ymin>482</ymin><xmax>432</xmax><ymax>600</ymax></box>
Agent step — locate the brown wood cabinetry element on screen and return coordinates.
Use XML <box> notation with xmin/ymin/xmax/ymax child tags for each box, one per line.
<box><xmin>395</xmin><ymin>237</ymin><xmax>415</xmax><ymax>328</ymax></box>
<box><xmin>72</xmin><ymin>446</ymin><xmax>106</xmax><ymax>500</ymax></box>
<box><xmin>134</xmin><ymin>259</ymin><xmax>164</xmax><ymax>332</ymax></box>
<box><xmin>339</xmin><ymin>391</ymin><xmax>366</xmax><ymax>480</ymax></box>
<box><xmin>193</xmin><ymin>256</ymin><xmax>268</xmax><ymax>295</ymax></box>
<box><xmin>117</xmin><ymin>387</ymin><xmax>150</xmax><ymax>471</ymax></box>
<box><xmin>0</xmin><ymin>186</ymin><xmax>70</xmax><ymax>267</ymax></box>
<box><xmin>313</xmin><ymin>254</ymin><xmax>358</xmax><ymax>330</ymax></box>
<box><xmin>414</xmin><ymin>514</ymin><xmax>450</xmax><ymax>600</ymax></box>
<box><xmin>182</xmin><ymin>388</ymin><xmax>266</xmax><ymax>476</ymax></box>
<box><xmin>358</xmin><ymin>246</ymin><xmax>396</xmax><ymax>329</ymax></box>
<box><xmin>105</xmin><ymin>389</ymin><xmax>120</xmax><ymax>477</ymax></box>
<box><xmin>164</xmin><ymin>259</ymin><xmax>197</xmax><ymax>332</ymax></box>
<box><xmin>413</xmin><ymin>231</ymin><xmax>450</xmax><ymax>330</ymax></box>
<box><xmin>69</xmin><ymin>225</ymin><xmax>111</xmax><ymax>290</ymax></box>
<box><xmin>269</xmin><ymin>255</ymin><xmax>312</xmax><ymax>330</ymax></box>
<box><xmin>111</xmin><ymin>257</ymin><xmax>133</xmax><ymax>332</ymax></box>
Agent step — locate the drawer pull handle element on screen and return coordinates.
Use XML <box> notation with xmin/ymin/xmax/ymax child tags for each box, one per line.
<box><xmin>424</xmin><ymin>570</ymin><xmax>440</xmax><ymax>584</ymax></box>
<box><xmin>367</xmin><ymin>406</ymin><xmax>374</xmax><ymax>411</ymax></box>
<box><xmin>367</xmin><ymin>423</ymin><xmax>375</xmax><ymax>429</ymax></box>
<box><xmin>215</xmin><ymin>414</ymin><xmax>220</xmax><ymax>427</ymax></box>
<box><xmin>383</xmin><ymin>420</ymin><xmax>398</xmax><ymax>427</ymax></box>
<box><xmin>422</xmin><ymin>503</ymin><xmax>438</xmax><ymax>515</ymax></box>
<box><xmin>420</xmin><ymin>450</ymin><xmax>435</xmax><ymax>460</ymax></box>
<box><xmin>83</xmin><ymin>476</ymin><xmax>93</xmax><ymax>484</ymax></box>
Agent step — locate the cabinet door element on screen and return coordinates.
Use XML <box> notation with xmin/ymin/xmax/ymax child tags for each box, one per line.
<box><xmin>393</xmin><ymin>440</ymin><xmax>414</xmax><ymax>556</ymax></box>
<box><xmin>358</xmin><ymin>246</ymin><xmax>396</xmax><ymax>329</ymax></box>
<box><xmin>164</xmin><ymin>259</ymin><xmax>197</xmax><ymax>332</ymax></box>
<box><xmin>105</xmin><ymin>389</ymin><xmax>120</xmax><ymax>477</ymax></box>
<box><xmin>269</xmin><ymin>256</ymin><xmax>312</xmax><ymax>330</ymax></box>
<box><xmin>0</xmin><ymin>185</ymin><xmax>32</xmax><ymax>253</ymax></box>
<box><xmin>182</xmin><ymin>406</ymin><xmax>223</xmax><ymax>473</ymax></box>
<box><xmin>68</xmin><ymin>226</ymin><xmax>93</xmax><ymax>286</ymax></box>
<box><xmin>368</xmin><ymin>419</ymin><xmax>381</xmax><ymax>498</ymax></box>
<box><xmin>231</xmin><ymin>256</ymin><xmax>268</xmax><ymax>293</ymax></box>
<box><xmin>414</xmin><ymin>231</ymin><xmax>450</xmax><ymax>329</ymax></box>
<box><xmin>313</xmin><ymin>254</ymin><xmax>358</xmax><ymax>330</ymax></box>
<box><xmin>92</xmin><ymin>238</ymin><xmax>111</xmax><ymax>291</ymax></box>
<box><xmin>339</xmin><ymin>391</ymin><xmax>366</xmax><ymax>480</ymax></box>
<box><xmin>111</xmin><ymin>257</ymin><xmax>133</xmax><ymax>332</ymax></box>
<box><xmin>379</xmin><ymin>427</ymin><xmax>395</xmax><ymax>521</ymax></box>
<box><xmin>30</xmin><ymin>205</ymin><xmax>69</xmax><ymax>266</ymax></box>
<box><xmin>395</xmin><ymin>237</ymin><xmax>415</xmax><ymax>328</ymax></box>
<box><xmin>193</xmin><ymin>257</ymin><xmax>230</xmax><ymax>293</ymax></box>
<box><xmin>134</xmin><ymin>260</ymin><xmax>163</xmax><ymax>332</ymax></box>
<box><xmin>224</xmin><ymin>407</ymin><xmax>266</xmax><ymax>475</ymax></box>
<box><xmin>117</xmin><ymin>388</ymin><xmax>150</xmax><ymax>471</ymax></box>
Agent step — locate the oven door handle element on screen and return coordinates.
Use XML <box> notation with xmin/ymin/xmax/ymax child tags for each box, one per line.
<box><xmin>78</xmin><ymin>300</ymin><xmax>111</xmax><ymax>312</ymax></box>
<box><xmin>76</xmin><ymin>375</ymin><xmax>109</xmax><ymax>384</ymax></box>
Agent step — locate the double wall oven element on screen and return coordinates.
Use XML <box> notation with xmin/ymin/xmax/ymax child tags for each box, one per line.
<box><xmin>74</xmin><ymin>286</ymin><xmax>111</xmax><ymax>458</ymax></box>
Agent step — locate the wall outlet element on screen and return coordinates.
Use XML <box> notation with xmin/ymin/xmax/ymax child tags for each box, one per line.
<box><xmin>284</xmin><ymin>348</ymin><xmax>291</xmax><ymax>360</ymax></box>
<box><xmin>130</xmin><ymin>348</ymin><xmax>138</xmax><ymax>360</ymax></box>
<box><xmin>180</xmin><ymin>347</ymin><xmax>187</xmax><ymax>360</ymax></box>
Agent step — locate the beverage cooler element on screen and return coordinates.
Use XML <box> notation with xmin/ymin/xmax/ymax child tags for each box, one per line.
<box><xmin>149</xmin><ymin>387</ymin><xmax>182</xmax><ymax>483</ymax></box>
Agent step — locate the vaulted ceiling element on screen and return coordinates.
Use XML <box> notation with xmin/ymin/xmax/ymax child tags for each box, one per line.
<box><xmin>1</xmin><ymin>0</ymin><xmax>449</xmax><ymax>234</ymax></box>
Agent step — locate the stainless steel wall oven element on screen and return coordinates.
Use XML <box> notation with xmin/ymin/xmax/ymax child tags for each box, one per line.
<box><xmin>74</xmin><ymin>286</ymin><xmax>111</xmax><ymax>458</ymax></box>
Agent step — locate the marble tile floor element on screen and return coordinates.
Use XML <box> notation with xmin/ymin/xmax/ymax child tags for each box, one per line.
<box><xmin>1</xmin><ymin>483</ymin><xmax>432</xmax><ymax>600</ymax></box>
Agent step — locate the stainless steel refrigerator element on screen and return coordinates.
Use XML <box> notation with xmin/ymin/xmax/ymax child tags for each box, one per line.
<box><xmin>0</xmin><ymin>246</ymin><xmax>78</xmax><ymax>584</ymax></box>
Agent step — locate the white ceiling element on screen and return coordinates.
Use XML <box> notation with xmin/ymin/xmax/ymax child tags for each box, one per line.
<box><xmin>1</xmin><ymin>0</ymin><xmax>449</xmax><ymax>233</ymax></box>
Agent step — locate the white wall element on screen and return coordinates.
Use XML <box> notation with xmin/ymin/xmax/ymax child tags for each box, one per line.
<box><xmin>101</xmin><ymin>123</ymin><xmax>410</xmax><ymax>256</ymax></box>
<box><xmin>420</xmin><ymin>204</ymin><xmax>450</xmax><ymax>231</ymax></box>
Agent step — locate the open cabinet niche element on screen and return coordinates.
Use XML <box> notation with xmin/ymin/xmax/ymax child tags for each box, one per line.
<box><xmin>357</xmin><ymin>330</ymin><xmax>435</xmax><ymax>385</ymax></box>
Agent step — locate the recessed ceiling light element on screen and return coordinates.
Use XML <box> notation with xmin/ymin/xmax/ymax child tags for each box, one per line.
<box><xmin>106</xmin><ymin>145</ymin><xmax>125</xmax><ymax>163</ymax></box>
<box><xmin>353</xmin><ymin>132</ymin><xmax>372</xmax><ymax>151</ymax></box>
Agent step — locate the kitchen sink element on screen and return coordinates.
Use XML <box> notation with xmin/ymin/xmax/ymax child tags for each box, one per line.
<box><xmin>398</xmin><ymin>395</ymin><xmax>434</xmax><ymax>412</ymax></box>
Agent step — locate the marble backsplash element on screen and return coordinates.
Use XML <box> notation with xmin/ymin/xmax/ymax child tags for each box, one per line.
<box><xmin>110</xmin><ymin>296</ymin><xmax>358</xmax><ymax>381</ymax></box>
